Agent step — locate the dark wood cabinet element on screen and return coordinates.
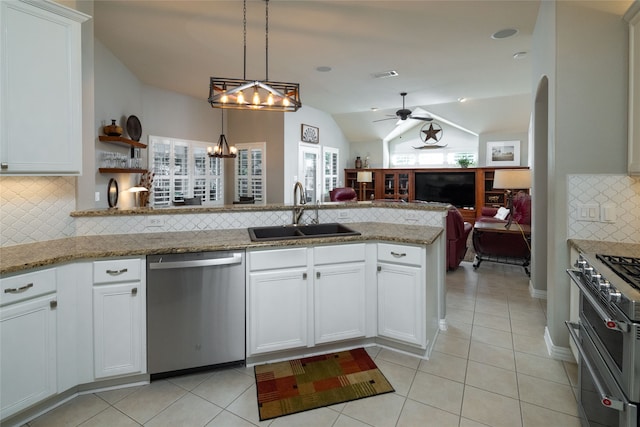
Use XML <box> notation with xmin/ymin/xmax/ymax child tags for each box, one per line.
<box><xmin>344</xmin><ymin>167</ymin><xmax>530</xmax><ymax>221</ymax></box>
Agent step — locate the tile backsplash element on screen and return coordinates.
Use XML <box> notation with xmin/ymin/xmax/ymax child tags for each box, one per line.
<box><xmin>567</xmin><ymin>174</ymin><xmax>640</xmax><ymax>243</ymax></box>
<box><xmin>0</xmin><ymin>177</ymin><xmax>77</xmax><ymax>247</ymax></box>
<box><xmin>2</xmin><ymin>174</ymin><xmax>638</xmax><ymax>247</ymax></box>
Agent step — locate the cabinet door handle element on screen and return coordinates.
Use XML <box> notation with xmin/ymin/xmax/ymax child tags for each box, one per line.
<box><xmin>391</xmin><ymin>251</ymin><xmax>406</xmax><ymax>258</ymax></box>
<box><xmin>131</xmin><ymin>287</ymin><xmax>138</xmax><ymax>296</ymax></box>
<box><xmin>302</xmin><ymin>272</ymin><xmax>307</xmax><ymax>280</ymax></box>
<box><xmin>377</xmin><ymin>265</ymin><xmax>382</xmax><ymax>272</ymax></box>
<box><xmin>1</xmin><ymin>163</ymin><xmax>8</xmax><ymax>169</ymax></box>
<box><xmin>316</xmin><ymin>272</ymin><xmax>321</xmax><ymax>279</ymax></box>
<box><xmin>106</xmin><ymin>268</ymin><xmax>128</xmax><ymax>275</ymax></box>
<box><xmin>50</xmin><ymin>300</ymin><xmax>57</xmax><ymax>309</ymax></box>
<box><xmin>4</xmin><ymin>283</ymin><xmax>33</xmax><ymax>294</ymax></box>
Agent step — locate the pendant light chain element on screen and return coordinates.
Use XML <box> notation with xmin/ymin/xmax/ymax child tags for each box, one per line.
<box><xmin>243</xmin><ymin>0</ymin><xmax>247</xmax><ymax>80</ymax></box>
<box><xmin>265</xmin><ymin>0</ymin><xmax>269</xmax><ymax>82</ymax></box>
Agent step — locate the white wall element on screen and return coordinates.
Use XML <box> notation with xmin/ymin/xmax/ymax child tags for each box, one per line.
<box><xmin>283</xmin><ymin>105</ymin><xmax>351</xmax><ymax>203</ymax></box>
<box><xmin>534</xmin><ymin>1</ymin><xmax>630</xmax><ymax>354</ymax></box>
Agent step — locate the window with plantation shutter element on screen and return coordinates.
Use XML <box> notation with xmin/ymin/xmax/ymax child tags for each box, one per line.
<box><xmin>323</xmin><ymin>147</ymin><xmax>339</xmax><ymax>199</ymax></box>
<box><xmin>148</xmin><ymin>136</ymin><xmax>224</xmax><ymax>207</ymax></box>
<box><xmin>235</xmin><ymin>142</ymin><xmax>266</xmax><ymax>204</ymax></box>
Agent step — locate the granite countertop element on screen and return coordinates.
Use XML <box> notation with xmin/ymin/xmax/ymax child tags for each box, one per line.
<box><xmin>568</xmin><ymin>239</ymin><xmax>640</xmax><ymax>257</ymax></box>
<box><xmin>70</xmin><ymin>201</ymin><xmax>452</xmax><ymax>217</ymax></box>
<box><xmin>0</xmin><ymin>222</ymin><xmax>443</xmax><ymax>275</ymax></box>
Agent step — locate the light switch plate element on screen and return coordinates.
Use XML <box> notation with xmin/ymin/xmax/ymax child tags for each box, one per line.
<box><xmin>578</xmin><ymin>203</ymin><xmax>600</xmax><ymax>221</ymax></box>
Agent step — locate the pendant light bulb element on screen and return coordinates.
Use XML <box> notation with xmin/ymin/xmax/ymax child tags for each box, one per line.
<box><xmin>220</xmin><ymin>93</ymin><xmax>228</xmax><ymax>104</ymax></box>
<box><xmin>237</xmin><ymin>90</ymin><xmax>245</xmax><ymax>104</ymax></box>
<box><xmin>252</xmin><ymin>88</ymin><xmax>260</xmax><ymax>105</ymax></box>
<box><xmin>267</xmin><ymin>92</ymin><xmax>274</xmax><ymax>106</ymax></box>
<box><xmin>282</xmin><ymin>97</ymin><xmax>290</xmax><ymax>107</ymax></box>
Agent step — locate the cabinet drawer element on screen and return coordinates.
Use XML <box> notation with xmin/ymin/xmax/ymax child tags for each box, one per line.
<box><xmin>93</xmin><ymin>259</ymin><xmax>141</xmax><ymax>284</ymax></box>
<box><xmin>377</xmin><ymin>243</ymin><xmax>422</xmax><ymax>266</ymax></box>
<box><xmin>0</xmin><ymin>268</ymin><xmax>56</xmax><ymax>306</ymax></box>
<box><xmin>249</xmin><ymin>248</ymin><xmax>307</xmax><ymax>271</ymax></box>
<box><xmin>314</xmin><ymin>244</ymin><xmax>366</xmax><ymax>265</ymax></box>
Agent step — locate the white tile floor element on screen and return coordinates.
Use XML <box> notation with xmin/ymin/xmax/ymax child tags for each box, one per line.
<box><xmin>24</xmin><ymin>261</ymin><xmax>580</xmax><ymax>427</ymax></box>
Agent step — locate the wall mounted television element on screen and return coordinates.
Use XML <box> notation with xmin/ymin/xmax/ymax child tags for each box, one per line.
<box><xmin>414</xmin><ymin>171</ymin><xmax>476</xmax><ymax>208</ymax></box>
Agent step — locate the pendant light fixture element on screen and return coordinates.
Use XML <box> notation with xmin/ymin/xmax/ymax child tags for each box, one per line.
<box><xmin>208</xmin><ymin>0</ymin><xmax>301</xmax><ymax>112</ymax></box>
<box><xmin>207</xmin><ymin>109</ymin><xmax>237</xmax><ymax>158</ymax></box>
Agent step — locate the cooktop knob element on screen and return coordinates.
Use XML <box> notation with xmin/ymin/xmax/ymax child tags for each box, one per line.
<box><xmin>607</xmin><ymin>290</ymin><xmax>622</xmax><ymax>303</ymax></box>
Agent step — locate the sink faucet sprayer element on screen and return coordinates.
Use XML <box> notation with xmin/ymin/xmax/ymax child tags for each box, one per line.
<box><xmin>292</xmin><ymin>181</ymin><xmax>306</xmax><ymax>225</ymax></box>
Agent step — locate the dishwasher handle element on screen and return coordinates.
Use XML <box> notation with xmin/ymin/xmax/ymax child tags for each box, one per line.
<box><xmin>149</xmin><ymin>253</ymin><xmax>243</xmax><ymax>270</ymax></box>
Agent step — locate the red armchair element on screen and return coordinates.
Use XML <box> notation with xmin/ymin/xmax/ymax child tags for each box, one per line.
<box><xmin>329</xmin><ymin>187</ymin><xmax>358</xmax><ymax>202</ymax></box>
<box><xmin>446</xmin><ymin>208</ymin><xmax>473</xmax><ymax>271</ymax></box>
<box><xmin>472</xmin><ymin>192</ymin><xmax>532</xmax><ymax>274</ymax></box>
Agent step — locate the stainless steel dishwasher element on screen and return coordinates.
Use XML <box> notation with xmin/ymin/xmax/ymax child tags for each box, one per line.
<box><xmin>146</xmin><ymin>251</ymin><xmax>245</xmax><ymax>379</ymax></box>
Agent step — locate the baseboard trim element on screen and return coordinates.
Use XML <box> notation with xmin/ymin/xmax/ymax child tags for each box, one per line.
<box><xmin>544</xmin><ymin>327</ymin><xmax>576</xmax><ymax>362</ymax></box>
<box><xmin>529</xmin><ymin>281</ymin><xmax>547</xmax><ymax>299</ymax></box>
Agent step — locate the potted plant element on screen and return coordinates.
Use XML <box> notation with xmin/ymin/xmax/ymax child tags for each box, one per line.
<box><xmin>457</xmin><ymin>156</ymin><xmax>474</xmax><ymax>168</ymax></box>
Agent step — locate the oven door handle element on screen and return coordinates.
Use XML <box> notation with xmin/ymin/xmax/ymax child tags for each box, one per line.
<box><xmin>565</xmin><ymin>321</ymin><xmax>626</xmax><ymax>412</ymax></box>
<box><xmin>567</xmin><ymin>269</ymin><xmax>629</xmax><ymax>332</ymax></box>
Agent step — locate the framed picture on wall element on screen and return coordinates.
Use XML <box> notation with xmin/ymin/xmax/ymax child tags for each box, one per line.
<box><xmin>301</xmin><ymin>124</ymin><xmax>319</xmax><ymax>143</ymax></box>
<box><xmin>486</xmin><ymin>140</ymin><xmax>520</xmax><ymax>166</ymax></box>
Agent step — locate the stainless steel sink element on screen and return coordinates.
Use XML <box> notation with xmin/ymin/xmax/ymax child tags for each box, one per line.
<box><xmin>248</xmin><ymin>223</ymin><xmax>361</xmax><ymax>241</ymax></box>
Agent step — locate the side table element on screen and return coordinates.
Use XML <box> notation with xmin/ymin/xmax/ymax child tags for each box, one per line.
<box><xmin>472</xmin><ymin>221</ymin><xmax>531</xmax><ymax>276</ymax></box>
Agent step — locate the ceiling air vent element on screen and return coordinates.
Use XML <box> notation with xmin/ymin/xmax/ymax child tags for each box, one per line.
<box><xmin>371</xmin><ymin>70</ymin><xmax>399</xmax><ymax>79</ymax></box>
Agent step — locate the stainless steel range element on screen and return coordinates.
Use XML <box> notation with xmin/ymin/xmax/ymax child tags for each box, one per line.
<box><xmin>567</xmin><ymin>252</ymin><xmax>640</xmax><ymax>427</ymax></box>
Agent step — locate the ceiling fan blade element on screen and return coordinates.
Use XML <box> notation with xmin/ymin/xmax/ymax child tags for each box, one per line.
<box><xmin>372</xmin><ymin>117</ymin><xmax>397</xmax><ymax>123</ymax></box>
<box><xmin>410</xmin><ymin>116</ymin><xmax>433</xmax><ymax>122</ymax></box>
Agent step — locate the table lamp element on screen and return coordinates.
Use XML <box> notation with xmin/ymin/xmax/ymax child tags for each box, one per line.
<box><xmin>492</xmin><ymin>169</ymin><xmax>531</xmax><ymax>228</ymax></box>
<box><xmin>357</xmin><ymin>171</ymin><xmax>372</xmax><ymax>201</ymax></box>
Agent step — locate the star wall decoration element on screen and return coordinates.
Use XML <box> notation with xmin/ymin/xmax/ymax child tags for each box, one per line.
<box><xmin>413</xmin><ymin>122</ymin><xmax>447</xmax><ymax>149</ymax></box>
<box><xmin>421</xmin><ymin>123</ymin><xmax>442</xmax><ymax>142</ymax></box>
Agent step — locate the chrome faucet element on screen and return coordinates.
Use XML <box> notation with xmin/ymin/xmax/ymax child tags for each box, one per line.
<box><xmin>292</xmin><ymin>181</ymin><xmax>307</xmax><ymax>225</ymax></box>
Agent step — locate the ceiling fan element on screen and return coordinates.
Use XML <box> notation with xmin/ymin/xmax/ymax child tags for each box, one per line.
<box><xmin>373</xmin><ymin>92</ymin><xmax>433</xmax><ymax>123</ymax></box>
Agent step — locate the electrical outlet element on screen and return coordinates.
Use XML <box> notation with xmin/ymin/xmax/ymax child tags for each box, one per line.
<box><xmin>95</xmin><ymin>192</ymin><xmax>100</xmax><ymax>202</ymax></box>
<box><xmin>405</xmin><ymin>212</ymin><xmax>418</xmax><ymax>222</ymax></box>
<box><xmin>338</xmin><ymin>211</ymin><xmax>349</xmax><ymax>219</ymax></box>
<box><xmin>145</xmin><ymin>216</ymin><xmax>165</xmax><ymax>227</ymax></box>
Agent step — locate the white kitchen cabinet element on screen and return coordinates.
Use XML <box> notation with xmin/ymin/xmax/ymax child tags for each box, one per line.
<box><xmin>377</xmin><ymin>243</ymin><xmax>426</xmax><ymax>348</ymax></box>
<box><xmin>627</xmin><ymin>2</ymin><xmax>640</xmax><ymax>175</ymax></box>
<box><xmin>247</xmin><ymin>248</ymin><xmax>310</xmax><ymax>355</ymax></box>
<box><xmin>56</xmin><ymin>262</ymin><xmax>93</xmax><ymax>392</ymax></box>
<box><xmin>93</xmin><ymin>258</ymin><xmax>145</xmax><ymax>379</ymax></box>
<box><xmin>0</xmin><ymin>0</ymin><xmax>89</xmax><ymax>175</ymax></box>
<box><xmin>0</xmin><ymin>268</ymin><xmax>57</xmax><ymax>419</ymax></box>
<box><xmin>313</xmin><ymin>244</ymin><xmax>366</xmax><ymax>344</ymax></box>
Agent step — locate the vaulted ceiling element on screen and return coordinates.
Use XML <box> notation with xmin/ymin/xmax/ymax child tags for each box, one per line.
<box><xmin>93</xmin><ymin>1</ymin><xmax>632</xmax><ymax>142</ymax></box>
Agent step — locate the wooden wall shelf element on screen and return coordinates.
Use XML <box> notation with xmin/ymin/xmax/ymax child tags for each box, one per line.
<box><xmin>99</xmin><ymin>135</ymin><xmax>146</xmax><ymax>149</ymax></box>
<box><xmin>98</xmin><ymin>168</ymin><xmax>147</xmax><ymax>174</ymax></box>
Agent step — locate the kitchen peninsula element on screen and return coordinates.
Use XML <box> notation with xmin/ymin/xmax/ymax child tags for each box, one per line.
<box><xmin>0</xmin><ymin>202</ymin><xmax>447</xmax><ymax>425</ymax></box>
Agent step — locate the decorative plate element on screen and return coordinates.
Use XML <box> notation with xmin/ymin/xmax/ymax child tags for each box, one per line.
<box><xmin>126</xmin><ymin>115</ymin><xmax>142</xmax><ymax>141</ymax></box>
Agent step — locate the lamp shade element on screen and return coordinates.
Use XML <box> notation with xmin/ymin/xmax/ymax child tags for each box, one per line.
<box><xmin>493</xmin><ymin>169</ymin><xmax>531</xmax><ymax>190</ymax></box>
<box><xmin>357</xmin><ymin>171</ymin><xmax>372</xmax><ymax>183</ymax></box>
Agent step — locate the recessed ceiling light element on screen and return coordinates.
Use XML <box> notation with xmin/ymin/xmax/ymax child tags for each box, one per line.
<box><xmin>371</xmin><ymin>107</ymin><xmax>379</xmax><ymax>112</ymax></box>
<box><xmin>371</xmin><ymin>70</ymin><xmax>399</xmax><ymax>79</ymax></box>
<box><xmin>491</xmin><ymin>28</ymin><xmax>519</xmax><ymax>39</ymax></box>
<box><xmin>513</xmin><ymin>51</ymin><xmax>528</xmax><ymax>59</ymax></box>
<box><xmin>316</xmin><ymin>66</ymin><xmax>332</xmax><ymax>72</ymax></box>
<box><xmin>458</xmin><ymin>97</ymin><xmax>467</xmax><ymax>103</ymax></box>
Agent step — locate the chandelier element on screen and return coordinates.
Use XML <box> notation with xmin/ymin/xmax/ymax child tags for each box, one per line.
<box><xmin>208</xmin><ymin>0</ymin><xmax>301</xmax><ymax>112</ymax></box>
<box><xmin>207</xmin><ymin>109</ymin><xmax>237</xmax><ymax>158</ymax></box>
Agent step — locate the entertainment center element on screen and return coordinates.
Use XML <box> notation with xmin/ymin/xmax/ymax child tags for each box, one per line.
<box><xmin>344</xmin><ymin>167</ymin><xmax>530</xmax><ymax>223</ymax></box>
